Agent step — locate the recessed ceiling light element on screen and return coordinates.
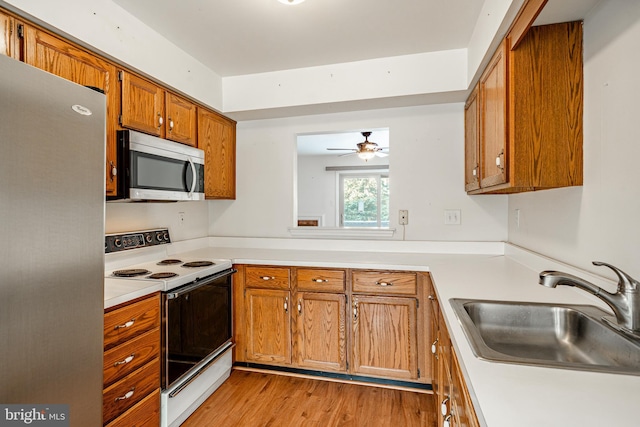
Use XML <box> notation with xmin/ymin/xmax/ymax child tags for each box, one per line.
<box><xmin>278</xmin><ymin>0</ymin><xmax>305</xmax><ymax>5</ymax></box>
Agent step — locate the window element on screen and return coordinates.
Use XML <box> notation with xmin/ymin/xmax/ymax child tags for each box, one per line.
<box><xmin>339</xmin><ymin>173</ymin><xmax>389</xmax><ymax>227</ymax></box>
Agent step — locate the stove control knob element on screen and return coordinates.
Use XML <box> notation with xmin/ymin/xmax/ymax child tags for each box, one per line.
<box><xmin>145</xmin><ymin>234</ymin><xmax>153</xmax><ymax>243</ymax></box>
<box><xmin>163</xmin><ymin>232</ymin><xmax>169</xmax><ymax>241</ymax></box>
<box><xmin>156</xmin><ymin>232</ymin><xmax>164</xmax><ymax>242</ymax></box>
<box><xmin>114</xmin><ymin>238</ymin><xmax>122</xmax><ymax>248</ymax></box>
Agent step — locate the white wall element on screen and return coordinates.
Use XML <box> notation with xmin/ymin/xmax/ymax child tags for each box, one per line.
<box><xmin>209</xmin><ymin>104</ymin><xmax>508</xmax><ymax>241</ymax></box>
<box><xmin>105</xmin><ymin>201</ymin><xmax>209</xmax><ymax>242</ymax></box>
<box><xmin>508</xmin><ymin>0</ymin><xmax>640</xmax><ymax>279</ymax></box>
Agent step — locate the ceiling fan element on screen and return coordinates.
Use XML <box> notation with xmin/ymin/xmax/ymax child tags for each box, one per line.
<box><xmin>326</xmin><ymin>132</ymin><xmax>389</xmax><ymax>161</ymax></box>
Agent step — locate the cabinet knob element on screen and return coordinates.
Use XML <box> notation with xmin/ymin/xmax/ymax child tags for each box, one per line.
<box><xmin>157</xmin><ymin>113</ymin><xmax>163</xmax><ymax>129</ymax></box>
<box><xmin>297</xmin><ymin>299</ymin><xmax>302</xmax><ymax>314</ymax></box>
<box><xmin>496</xmin><ymin>149</ymin><xmax>505</xmax><ymax>171</ymax></box>
<box><xmin>443</xmin><ymin>415</ymin><xmax>451</xmax><ymax>427</ymax></box>
<box><xmin>431</xmin><ymin>340</ymin><xmax>438</xmax><ymax>355</ymax></box>
<box><xmin>169</xmin><ymin>118</ymin><xmax>174</xmax><ymax>131</ymax></box>
<box><xmin>109</xmin><ymin>161</ymin><xmax>117</xmax><ymax>181</ymax></box>
<box><xmin>284</xmin><ymin>297</ymin><xmax>289</xmax><ymax>313</ymax></box>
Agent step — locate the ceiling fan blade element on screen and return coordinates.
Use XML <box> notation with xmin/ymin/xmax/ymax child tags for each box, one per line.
<box><xmin>375</xmin><ymin>152</ymin><xmax>389</xmax><ymax>157</ymax></box>
<box><xmin>327</xmin><ymin>148</ymin><xmax>357</xmax><ymax>151</ymax></box>
<box><xmin>339</xmin><ymin>152</ymin><xmax>358</xmax><ymax>157</ymax></box>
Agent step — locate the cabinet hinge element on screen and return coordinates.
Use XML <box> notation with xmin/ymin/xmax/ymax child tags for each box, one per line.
<box><xmin>418</xmin><ymin>368</ymin><xmax>421</xmax><ymax>378</ymax></box>
<box><xmin>346</xmin><ymin>361</ymin><xmax>349</xmax><ymax>371</ymax></box>
<box><xmin>17</xmin><ymin>24</ymin><xmax>24</xmax><ymax>39</ymax></box>
<box><xmin>416</xmin><ymin>298</ymin><xmax>419</xmax><ymax>308</ymax></box>
<box><xmin>118</xmin><ymin>115</ymin><xmax>123</xmax><ymax>125</ymax></box>
<box><xmin>118</xmin><ymin>70</ymin><xmax>124</xmax><ymax>81</ymax></box>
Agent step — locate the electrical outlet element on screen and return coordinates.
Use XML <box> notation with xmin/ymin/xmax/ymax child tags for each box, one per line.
<box><xmin>399</xmin><ymin>210</ymin><xmax>409</xmax><ymax>225</ymax></box>
<box><xmin>178</xmin><ymin>212</ymin><xmax>185</xmax><ymax>226</ymax></box>
<box><xmin>444</xmin><ymin>209</ymin><xmax>461</xmax><ymax>225</ymax></box>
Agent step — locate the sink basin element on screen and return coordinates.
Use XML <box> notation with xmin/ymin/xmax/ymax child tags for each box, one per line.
<box><xmin>450</xmin><ymin>299</ymin><xmax>640</xmax><ymax>375</ymax></box>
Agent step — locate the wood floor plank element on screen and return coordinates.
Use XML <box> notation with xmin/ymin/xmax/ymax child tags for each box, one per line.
<box><xmin>182</xmin><ymin>370</ymin><xmax>435</xmax><ymax>427</ymax></box>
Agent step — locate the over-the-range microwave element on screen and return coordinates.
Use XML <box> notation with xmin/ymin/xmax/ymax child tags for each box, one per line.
<box><xmin>110</xmin><ymin>130</ymin><xmax>205</xmax><ymax>201</ymax></box>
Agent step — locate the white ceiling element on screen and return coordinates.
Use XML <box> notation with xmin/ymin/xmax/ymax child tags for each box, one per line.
<box><xmin>112</xmin><ymin>0</ymin><xmax>485</xmax><ymax>77</ymax></box>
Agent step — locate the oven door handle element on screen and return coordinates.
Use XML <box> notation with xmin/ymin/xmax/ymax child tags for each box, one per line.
<box><xmin>165</xmin><ymin>268</ymin><xmax>236</xmax><ymax>299</ymax></box>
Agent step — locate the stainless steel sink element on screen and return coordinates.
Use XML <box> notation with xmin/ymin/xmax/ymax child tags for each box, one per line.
<box><xmin>450</xmin><ymin>299</ymin><xmax>640</xmax><ymax>375</ymax></box>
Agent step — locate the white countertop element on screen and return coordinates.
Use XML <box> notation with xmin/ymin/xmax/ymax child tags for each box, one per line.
<box><xmin>103</xmin><ymin>238</ymin><xmax>640</xmax><ymax>426</ymax></box>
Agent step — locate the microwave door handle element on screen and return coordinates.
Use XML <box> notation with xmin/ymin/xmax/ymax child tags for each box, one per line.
<box><xmin>187</xmin><ymin>157</ymin><xmax>197</xmax><ymax>196</ymax></box>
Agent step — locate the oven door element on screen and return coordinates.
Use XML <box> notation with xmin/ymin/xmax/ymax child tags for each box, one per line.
<box><xmin>162</xmin><ymin>269</ymin><xmax>235</xmax><ymax>390</ymax></box>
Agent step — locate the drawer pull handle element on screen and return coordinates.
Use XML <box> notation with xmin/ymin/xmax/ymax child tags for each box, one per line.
<box><xmin>312</xmin><ymin>278</ymin><xmax>328</xmax><ymax>283</ymax></box>
<box><xmin>375</xmin><ymin>281</ymin><xmax>393</xmax><ymax>287</ymax></box>
<box><xmin>284</xmin><ymin>297</ymin><xmax>289</xmax><ymax>313</ymax></box>
<box><xmin>114</xmin><ymin>319</ymin><xmax>135</xmax><ymax>330</ymax></box>
<box><xmin>297</xmin><ymin>299</ymin><xmax>302</xmax><ymax>314</ymax></box>
<box><xmin>441</xmin><ymin>397</ymin><xmax>449</xmax><ymax>416</ymax></box>
<box><xmin>431</xmin><ymin>340</ymin><xmax>438</xmax><ymax>355</ymax></box>
<box><xmin>444</xmin><ymin>415</ymin><xmax>451</xmax><ymax>427</ymax></box>
<box><xmin>115</xmin><ymin>388</ymin><xmax>135</xmax><ymax>401</ymax></box>
<box><xmin>114</xmin><ymin>354</ymin><xmax>135</xmax><ymax>366</ymax></box>
<box><xmin>260</xmin><ymin>276</ymin><xmax>275</xmax><ymax>281</ymax></box>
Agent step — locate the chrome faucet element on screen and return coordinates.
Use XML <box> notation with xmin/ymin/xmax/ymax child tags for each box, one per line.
<box><xmin>539</xmin><ymin>261</ymin><xmax>640</xmax><ymax>335</ymax></box>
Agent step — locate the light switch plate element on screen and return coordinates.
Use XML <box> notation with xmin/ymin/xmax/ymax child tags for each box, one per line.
<box><xmin>444</xmin><ymin>209</ymin><xmax>461</xmax><ymax>225</ymax></box>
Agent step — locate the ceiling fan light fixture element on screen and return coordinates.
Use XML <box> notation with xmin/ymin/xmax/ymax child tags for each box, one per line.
<box><xmin>358</xmin><ymin>151</ymin><xmax>376</xmax><ymax>161</ymax></box>
<box><xmin>278</xmin><ymin>0</ymin><xmax>305</xmax><ymax>5</ymax></box>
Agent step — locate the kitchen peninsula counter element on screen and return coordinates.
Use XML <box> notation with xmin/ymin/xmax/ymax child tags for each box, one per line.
<box><xmin>103</xmin><ymin>238</ymin><xmax>640</xmax><ymax>427</ymax></box>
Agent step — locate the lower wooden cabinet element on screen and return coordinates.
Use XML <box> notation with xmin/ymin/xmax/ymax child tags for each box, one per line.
<box><xmin>429</xmin><ymin>281</ymin><xmax>479</xmax><ymax>427</ymax></box>
<box><xmin>244</xmin><ymin>288</ymin><xmax>292</xmax><ymax>364</ymax></box>
<box><xmin>103</xmin><ymin>293</ymin><xmax>161</xmax><ymax>426</ymax></box>
<box><xmin>295</xmin><ymin>291</ymin><xmax>347</xmax><ymax>372</ymax></box>
<box><xmin>235</xmin><ymin>265</ymin><xmax>429</xmax><ymax>385</ymax></box>
<box><xmin>351</xmin><ymin>295</ymin><xmax>418</xmax><ymax>380</ymax></box>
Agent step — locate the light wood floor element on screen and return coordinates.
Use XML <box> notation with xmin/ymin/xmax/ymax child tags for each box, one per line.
<box><xmin>182</xmin><ymin>370</ymin><xmax>435</xmax><ymax>427</ymax></box>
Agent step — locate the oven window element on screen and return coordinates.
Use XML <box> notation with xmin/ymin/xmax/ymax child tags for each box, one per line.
<box><xmin>164</xmin><ymin>273</ymin><xmax>232</xmax><ymax>388</ymax></box>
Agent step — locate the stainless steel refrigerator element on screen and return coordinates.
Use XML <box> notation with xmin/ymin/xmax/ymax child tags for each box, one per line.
<box><xmin>0</xmin><ymin>54</ymin><xmax>105</xmax><ymax>425</ymax></box>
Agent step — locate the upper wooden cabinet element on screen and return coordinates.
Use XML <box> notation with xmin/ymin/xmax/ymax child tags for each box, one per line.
<box><xmin>464</xmin><ymin>84</ymin><xmax>480</xmax><ymax>192</ymax></box>
<box><xmin>198</xmin><ymin>108</ymin><xmax>237</xmax><ymax>199</ymax></box>
<box><xmin>466</xmin><ymin>20</ymin><xmax>583</xmax><ymax>194</ymax></box>
<box><xmin>20</xmin><ymin>25</ymin><xmax>120</xmax><ymax>197</ymax></box>
<box><xmin>0</xmin><ymin>9</ymin><xmax>18</xmax><ymax>58</ymax></box>
<box><xmin>120</xmin><ymin>71</ymin><xmax>197</xmax><ymax>146</ymax></box>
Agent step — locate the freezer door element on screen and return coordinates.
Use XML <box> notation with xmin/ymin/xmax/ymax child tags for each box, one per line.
<box><xmin>0</xmin><ymin>55</ymin><xmax>105</xmax><ymax>426</ymax></box>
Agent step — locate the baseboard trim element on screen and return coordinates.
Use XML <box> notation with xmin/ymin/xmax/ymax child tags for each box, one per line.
<box><xmin>233</xmin><ymin>362</ymin><xmax>432</xmax><ymax>393</ymax></box>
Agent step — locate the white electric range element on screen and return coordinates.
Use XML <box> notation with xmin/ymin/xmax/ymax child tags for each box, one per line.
<box><xmin>105</xmin><ymin>229</ymin><xmax>234</xmax><ymax>427</ymax></box>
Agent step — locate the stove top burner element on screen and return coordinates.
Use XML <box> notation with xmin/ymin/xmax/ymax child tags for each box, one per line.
<box><xmin>148</xmin><ymin>272</ymin><xmax>179</xmax><ymax>279</ymax></box>
<box><xmin>113</xmin><ymin>269</ymin><xmax>150</xmax><ymax>277</ymax></box>
<box><xmin>182</xmin><ymin>261</ymin><xmax>215</xmax><ymax>268</ymax></box>
<box><xmin>157</xmin><ymin>259</ymin><xmax>183</xmax><ymax>265</ymax></box>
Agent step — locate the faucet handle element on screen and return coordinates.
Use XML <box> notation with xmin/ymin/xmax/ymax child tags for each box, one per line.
<box><xmin>593</xmin><ymin>261</ymin><xmax>639</xmax><ymax>292</ymax></box>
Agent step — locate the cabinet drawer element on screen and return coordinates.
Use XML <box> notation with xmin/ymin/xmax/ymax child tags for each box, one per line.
<box><xmin>103</xmin><ymin>358</ymin><xmax>160</xmax><ymax>424</ymax></box>
<box><xmin>104</xmin><ymin>294</ymin><xmax>160</xmax><ymax>350</ymax></box>
<box><xmin>245</xmin><ymin>266</ymin><xmax>290</xmax><ymax>289</ymax></box>
<box><xmin>297</xmin><ymin>268</ymin><xmax>345</xmax><ymax>292</ymax></box>
<box><xmin>104</xmin><ymin>328</ymin><xmax>160</xmax><ymax>387</ymax></box>
<box><xmin>105</xmin><ymin>388</ymin><xmax>160</xmax><ymax>427</ymax></box>
<box><xmin>352</xmin><ymin>271</ymin><xmax>417</xmax><ymax>296</ymax></box>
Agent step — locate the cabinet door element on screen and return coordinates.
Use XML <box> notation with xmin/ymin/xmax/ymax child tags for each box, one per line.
<box><xmin>294</xmin><ymin>292</ymin><xmax>346</xmax><ymax>372</ymax></box>
<box><xmin>464</xmin><ymin>84</ymin><xmax>480</xmax><ymax>192</ymax></box>
<box><xmin>197</xmin><ymin>108</ymin><xmax>236</xmax><ymax>199</ymax></box>
<box><xmin>22</xmin><ymin>25</ymin><xmax>119</xmax><ymax>196</ymax></box>
<box><xmin>351</xmin><ymin>295</ymin><xmax>418</xmax><ymax>380</ymax></box>
<box><xmin>120</xmin><ymin>71</ymin><xmax>164</xmax><ymax>137</ymax></box>
<box><xmin>0</xmin><ymin>10</ymin><xmax>18</xmax><ymax>58</ymax></box>
<box><xmin>244</xmin><ymin>288</ymin><xmax>291</xmax><ymax>364</ymax></box>
<box><xmin>479</xmin><ymin>40</ymin><xmax>508</xmax><ymax>189</ymax></box>
<box><xmin>165</xmin><ymin>92</ymin><xmax>197</xmax><ymax>146</ymax></box>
